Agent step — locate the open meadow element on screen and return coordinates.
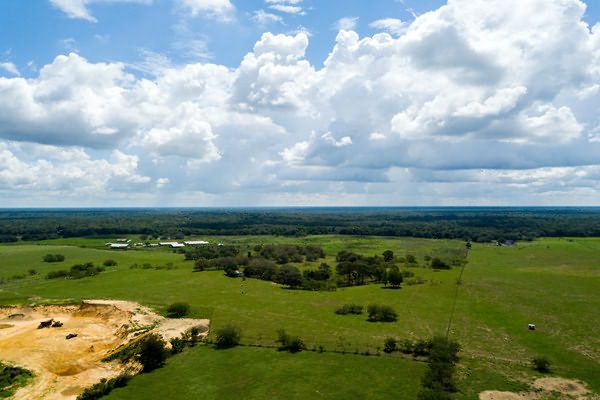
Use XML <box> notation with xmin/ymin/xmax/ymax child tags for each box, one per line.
<box><xmin>1</xmin><ymin>235</ymin><xmax>599</xmax><ymax>399</ymax></box>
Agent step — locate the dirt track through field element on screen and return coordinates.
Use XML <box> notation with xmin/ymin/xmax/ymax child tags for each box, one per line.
<box><xmin>0</xmin><ymin>300</ymin><xmax>209</xmax><ymax>399</ymax></box>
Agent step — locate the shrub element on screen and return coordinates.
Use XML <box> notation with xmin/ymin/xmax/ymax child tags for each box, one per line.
<box><xmin>0</xmin><ymin>362</ymin><xmax>33</xmax><ymax>398</ymax></box>
<box><xmin>138</xmin><ymin>334</ymin><xmax>168</xmax><ymax>372</ymax></box>
<box><xmin>431</xmin><ymin>258</ymin><xmax>451</xmax><ymax>270</ymax></box>
<box><xmin>166</xmin><ymin>302</ymin><xmax>190</xmax><ymax>318</ymax></box>
<box><xmin>69</xmin><ymin>263</ymin><xmax>104</xmax><ymax>279</ymax></box>
<box><xmin>399</xmin><ymin>339</ymin><xmax>415</xmax><ymax>354</ymax></box>
<box><xmin>179</xmin><ymin>326</ymin><xmax>203</xmax><ymax>346</ymax></box>
<box><xmin>43</xmin><ymin>254</ymin><xmax>65</xmax><ymax>263</ymax></box>
<box><xmin>215</xmin><ymin>325</ymin><xmax>241</xmax><ymax>348</ymax></box>
<box><xmin>367</xmin><ymin>304</ymin><xmax>397</xmax><ymax>322</ymax></box>
<box><xmin>532</xmin><ymin>357</ymin><xmax>551</xmax><ymax>373</ymax></box>
<box><xmin>103</xmin><ymin>259</ymin><xmax>117</xmax><ymax>267</ymax></box>
<box><xmin>413</xmin><ymin>339</ymin><xmax>433</xmax><ymax>357</ymax></box>
<box><xmin>77</xmin><ymin>373</ymin><xmax>132</xmax><ymax>400</ymax></box>
<box><xmin>46</xmin><ymin>270</ymin><xmax>69</xmax><ymax>279</ymax></box>
<box><xmin>276</xmin><ymin>329</ymin><xmax>305</xmax><ymax>353</ymax></box>
<box><xmin>383</xmin><ymin>337</ymin><xmax>397</xmax><ymax>353</ymax></box>
<box><xmin>335</xmin><ymin>304</ymin><xmax>363</xmax><ymax>315</ymax></box>
<box><xmin>169</xmin><ymin>337</ymin><xmax>185</xmax><ymax>354</ymax></box>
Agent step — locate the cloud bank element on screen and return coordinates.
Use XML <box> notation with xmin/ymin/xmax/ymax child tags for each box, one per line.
<box><xmin>3</xmin><ymin>0</ymin><xmax>600</xmax><ymax>206</ymax></box>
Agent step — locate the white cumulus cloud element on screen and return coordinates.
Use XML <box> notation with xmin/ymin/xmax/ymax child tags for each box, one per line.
<box><xmin>3</xmin><ymin>0</ymin><xmax>600</xmax><ymax>205</ymax></box>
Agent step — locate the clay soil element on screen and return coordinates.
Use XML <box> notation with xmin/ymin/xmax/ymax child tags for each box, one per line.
<box><xmin>0</xmin><ymin>300</ymin><xmax>209</xmax><ymax>400</ymax></box>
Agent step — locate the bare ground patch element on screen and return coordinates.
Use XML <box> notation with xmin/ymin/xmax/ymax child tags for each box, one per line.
<box><xmin>480</xmin><ymin>377</ymin><xmax>595</xmax><ymax>400</ymax></box>
<box><xmin>479</xmin><ymin>391</ymin><xmax>538</xmax><ymax>400</ymax></box>
<box><xmin>533</xmin><ymin>377</ymin><xmax>589</xmax><ymax>397</ymax></box>
<box><xmin>0</xmin><ymin>300</ymin><xmax>209</xmax><ymax>400</ymax></box>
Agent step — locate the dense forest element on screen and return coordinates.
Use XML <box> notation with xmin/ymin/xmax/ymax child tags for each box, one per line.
<box><xmin>1</xmin><ymin>207</ymin><xmax>599</xmax><ymax>243</ymax></box>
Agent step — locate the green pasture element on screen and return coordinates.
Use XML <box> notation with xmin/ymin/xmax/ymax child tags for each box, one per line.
<box><xmin>0</xmin><ymin>236</ymin><xmax>599</xmax><ymax>399</ymax></box>
<box><xmin>105</xmin><ymin>346</ymin><xmax>426</xmax><ymax>400</ymax></box>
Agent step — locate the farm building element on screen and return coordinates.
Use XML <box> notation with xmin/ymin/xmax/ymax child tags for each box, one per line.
<box><xmin>106</xmin><ymin>243</ymin><xmax>129</xmax><ymax>249</ymax></box>
<box><xmin>183</xmin><ymin>240</ymin><xmax>209</xmax><ymax>246</ymax></box>
<box><xmin>159</xmin><ymin>242</ymin><xmax>185</xmax><ymax>248</ymax></box>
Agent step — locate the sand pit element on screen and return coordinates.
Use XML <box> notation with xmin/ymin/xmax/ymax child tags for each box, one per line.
<box><xmin>0</xmin><ymin>300</ymin><xmax>209</xmax><ymax>400</ymax></box>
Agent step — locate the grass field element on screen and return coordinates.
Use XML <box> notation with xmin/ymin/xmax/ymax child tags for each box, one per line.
<box><xmin>1</xmin><ymin>235</ymin><xmax>599</xmax><ymax>399</ymax></box>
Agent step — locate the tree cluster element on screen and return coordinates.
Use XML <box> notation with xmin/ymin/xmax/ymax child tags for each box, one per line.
<box><xmin>255</xmin><ymin>244</ymin><xmax>325</xmax><ymax>264</ymax></box>
<box><xmin>46</xmin><ymin>262</ymin><xmax>104</xmax><ymax>280</ymax></box>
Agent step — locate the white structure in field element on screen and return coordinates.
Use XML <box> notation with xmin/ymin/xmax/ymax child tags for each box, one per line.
<box><xmin>184</xmin><ymin>240</ymin><xmax>209</xmax><ymax>246</ymax></box>
<box><xmin>160</xmin><ymin>242</ymin><xmax>185</xmax><ymax>248</ymax></box>
<box><xmin>106</xmin><ymin>243</ymin><xmax>129</xmax><ymax>249</ymax></box>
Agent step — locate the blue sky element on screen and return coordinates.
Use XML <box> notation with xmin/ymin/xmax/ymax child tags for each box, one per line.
<box><xmin>1</xmin><ymin>0</ymin><xmax>454</xmax><ymax>72</ymax></box>
<box><xmin>1</xmin><ymin>0</ymin><xmax>600</xmax><ymax>206</ymax></box>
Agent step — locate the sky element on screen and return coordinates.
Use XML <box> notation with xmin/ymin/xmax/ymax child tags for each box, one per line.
<box><xmin>1</xmin><ymin>0</ymin><xmax>600</xmax><ymax>207</ymax></box>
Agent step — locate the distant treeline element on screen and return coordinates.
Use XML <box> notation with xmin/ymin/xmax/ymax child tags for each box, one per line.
<box><xmin>1</xmin><ymin>207</ymin><xmax>600</xmax><ymax>242</ymax></box>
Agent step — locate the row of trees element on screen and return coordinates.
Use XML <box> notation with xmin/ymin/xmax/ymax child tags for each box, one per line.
<box><xmin>4</xmin><ymin>208</ymin><xmax>600</xmax><ymax>241</ymax></box>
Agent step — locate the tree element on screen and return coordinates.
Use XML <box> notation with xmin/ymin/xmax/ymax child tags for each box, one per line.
<box><xmin>166</xmin><ymin>302</ymin><xmax>190</xmax><ymax>318</ymax></box>
<box><xmin>103</xmin><ymin>259</ymin><xmax>117</xmax><ymax>267</ymax></box>
<box><xmin>215</xmin><ymin>325</ymin><xmax>241</xmax><ymax>348</ymax></box>
<box><xmin>277</xmin><ymin>265</ymin><xmax>303</xmax><ymax>288</ymax></box>
<box><xmin>138</xmin><ymin>334</ymin><xmax>167</xmax><ymax>372</ymax></box>
<box><xmin>383</xmin><ymin>250</ymin><xmax>394</xmax><ymax>262</ymax></box>
<box><xmin>387</xmin><ymin>269</ymin><xmax>403</xmax><ymax>288</ymax></box>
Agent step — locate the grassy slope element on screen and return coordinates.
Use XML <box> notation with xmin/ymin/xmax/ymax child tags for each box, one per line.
<box><xmin>1</xmin><ymin>236</ymin><xmax>599</xmax><ymax>399</ymax></box>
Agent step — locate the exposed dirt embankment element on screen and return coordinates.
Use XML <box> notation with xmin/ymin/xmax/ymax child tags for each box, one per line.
<box><xmin>0</xmin><ymin>300</ymin><xmax>209</xmax><ymax>400</ymax></box>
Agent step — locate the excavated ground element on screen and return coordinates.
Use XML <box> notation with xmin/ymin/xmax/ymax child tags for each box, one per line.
<box><xmin>0</xmin><ymin>300</ymin><xmax>209</xmax><ymax>400</ymax></box>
